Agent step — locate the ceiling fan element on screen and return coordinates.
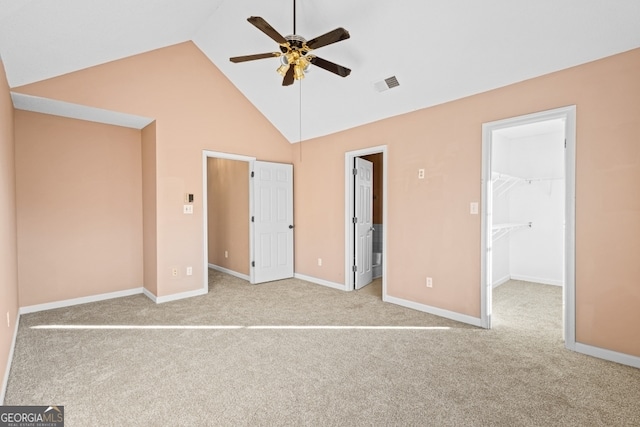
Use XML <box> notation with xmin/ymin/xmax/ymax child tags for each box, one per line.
<box><xmin>229</xmin><ymin>1</ymin><xmax>351</xmax><ymax>86</ymax></box>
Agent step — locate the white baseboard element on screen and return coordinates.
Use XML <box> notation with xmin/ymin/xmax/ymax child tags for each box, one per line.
<box><xmin>1</xmin><ymin>314</ymin><xmax>20</xmax><ymax>405</ymax></box>
<box><xmin>574</xmin><ymin>342</ymin><xmax>640</xmax><ymax>369</ymax></box>
<box><xmin>142</xmin><ymin>288</ymin><xmax>157</xmax><ymax>303</ymax></box>
<box><xmin>208</xmin><ymin>264</ymin><xmax>250</xmax><ymax>281</ymax></box>
<box><xmin>510</xmin><ymin>274</ymin><xmax>563</xmax><ymax>287</ymax></box>
<box><xmin>492</xmin><ymin>274</ymin><xmax>511</xmax><ymax>288</ymax></box>
<box><xmin>294</xmin><ymin>273</ymin><xmax>346</xmax><ymax>291</ymax></box>
<box><xmin>19</xmin><ymin>287</ymin><xmax>144</xmax><ymax>314</ymax></box>
<box><xmin>384</xmin><ymin>295</ymin><xmax>483</xmax><ymax>328</ymax></box>
<box><xmin>154</xmin><ymin>287</ymin><xmax>208</xmax><ymax>304</ymax></box>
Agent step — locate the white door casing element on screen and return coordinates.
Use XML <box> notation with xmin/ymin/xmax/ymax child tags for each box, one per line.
<box><xmin>480</xmin><ymin>106</ymin><xmax>576</xmax><ymax>348</ymax></box>
<box><xmin>354</xmin><ymin>157</ymin><xmax>374</xmax><ymax>289</ymax></box>
<box><xmin>203</xmin><ymin>150</ymin><xmax>256</xmax><ymax>292</ymax></box>
<box><xmin>251</xmin><ymin>161</ymin><xmax>294</xmax><ymax>284</ymax></box>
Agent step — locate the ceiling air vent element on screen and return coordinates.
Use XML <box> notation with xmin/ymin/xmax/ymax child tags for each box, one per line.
<box><xmin>374</xmin><ymin>76</ymin><xmax>400</xmax><ymax>92</ymax></box>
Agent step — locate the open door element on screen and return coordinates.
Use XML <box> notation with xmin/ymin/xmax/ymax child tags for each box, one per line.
<box><xmin>251</xmin><ymin>161</ymin><xmax>294</xmax><ymax>284</ymax></box>
<box><xmin>354</xmin><ymin>157</ymin><xmax>373</xmax><ymax>289</ymax></box>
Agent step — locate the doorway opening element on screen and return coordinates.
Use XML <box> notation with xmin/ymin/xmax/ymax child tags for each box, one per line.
<box><xmin>480</xmin><ymin>106</ymin><xmax>576</xmax><ymax>350</ymax></box>
<box><xmin>203</xmin><ymin>151</ymin><xmax>295</xmax><ymax>288</ymax></box>
<box><xmin>344</xmin><ymin>146</ymin><xmax>387</xmax><ymax>299</ymax></box>
<box><xmin>202</xmin><ymin>151</ymin><xmax>255</xmax><ymax>291</ymax></box>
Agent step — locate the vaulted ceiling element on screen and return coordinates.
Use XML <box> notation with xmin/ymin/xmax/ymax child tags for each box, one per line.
<box><xmin>1</xmin><ymin>0</ymin><xmax>639</xmax><ymax>142</ymax></box>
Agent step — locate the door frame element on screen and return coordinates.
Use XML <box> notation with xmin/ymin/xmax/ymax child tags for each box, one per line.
<box><xmin>202</xmin><ymin>150</ymin><xmax>256</xmax><ymax>290</ymax></box>
<box><xmin>344</xmin><ymin>145</ymin><xmax>388</xmax><ymax>297</ymax></box>
<box><xmin>480</xmin><ymin>106</ymin><xmax>576</xmax><ymax>350</ymax></box>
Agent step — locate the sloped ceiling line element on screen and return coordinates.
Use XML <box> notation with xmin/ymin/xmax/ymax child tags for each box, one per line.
<box><xmin>11</xmin><ymin>92</ymin><xmax>154</xmax><ymax>129</ymax></box>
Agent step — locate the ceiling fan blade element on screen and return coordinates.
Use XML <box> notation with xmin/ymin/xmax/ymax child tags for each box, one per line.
<box><xmin>282</xmin><ymin>65</ymin><xmax>295</xmax><ymax>86</ymax></box>
<box><xmin>230</xmin><ymin>52</ymin><xmax>281</xmax><ymax>63</ymax></box>
<box><xmin>247</xmin><ymin>16</ymin><xmax>288</xmax><ymax>44</ymax></box>
<box><xmin>309</xmin><ymin>56</ymin><xmax>351</xmax><ymax>77</ymax></box>
<box><xmin>306</xmin><ymin>28</ymin><xmax>350</xmax><ymax>50</ymax></box>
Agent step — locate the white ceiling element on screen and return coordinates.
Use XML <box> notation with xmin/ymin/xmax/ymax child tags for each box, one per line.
<box><xmin>1</xmin><ymin>0</ymin><xmax>639</xmax><ymax>142</ymax></box>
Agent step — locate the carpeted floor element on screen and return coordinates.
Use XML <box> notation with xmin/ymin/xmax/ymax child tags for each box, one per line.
<box><xmin>4</xmin><ymin>272</ymin><xmax>640</xmax><ymax>426</ymax></box>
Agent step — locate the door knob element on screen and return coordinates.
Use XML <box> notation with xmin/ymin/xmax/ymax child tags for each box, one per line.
<box><xmin>289</xmin><ymin>225</ymin><xmax>294</xmax><ymax>229</ymax></box>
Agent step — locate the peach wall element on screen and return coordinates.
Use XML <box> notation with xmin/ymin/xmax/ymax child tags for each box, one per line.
<box><xmin>15</xmin><ymin>111</ymin><xmax>143</xmax><ymax>306</ymax></box>
<box><xmin>0</xmin><ymin>60</ymin><xmax>19</xmax><ymax>401</ymax></box>
<box><xmin>142</xmin><ymin>122</ymin><xmax>157</xmax><ymax>296</ymax></box>
<box><xmin>10</xmin><ymin>40</ymin><xmax>639</xmax><ymax>358</ymax></box>
<box><xmin>207</xmin><ymin>158</ymin><xmax>249</xmax><ymax>275</ymax></box>
<box><xmin>13</xmin><ymin>42</ymin><xmax>292</xmax><ymax>298</ymax></box>
<box><xmin>293</xmin><ymin>48</ymin><xmax>640</xmax><ymax>357</ymax></box>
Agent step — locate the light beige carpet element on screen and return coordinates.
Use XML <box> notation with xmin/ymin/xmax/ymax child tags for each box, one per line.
<box><xmin>4</xmin><ymin>273</ymin><xmax>640</xmax><ymax>426</ymax></box>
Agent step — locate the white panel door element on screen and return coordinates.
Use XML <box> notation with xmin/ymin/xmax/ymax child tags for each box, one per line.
<box><xmin>252</xmin><ymin>161</ymin><xmax>294</xmax><ymax>284</ymax></box>
<box><xmin>355</xmin><ymin>157</ymin><xmax>373</xmax><ymax>289</ymax></box>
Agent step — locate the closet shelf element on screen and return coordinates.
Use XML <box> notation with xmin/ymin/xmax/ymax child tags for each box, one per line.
<box><xmin>492</xmin><ymin>172</ymin><xmax>522</xmax><ymax>197</ymax></box>
<box><xmin>492</xmin><ymin>222</ymin><xmax>532</xmax><ymax>242</ymax></box>
<box><xmin>492</xmin><ymin>171</ymin><xmax>563</xmax><ymax>197</ymax></box>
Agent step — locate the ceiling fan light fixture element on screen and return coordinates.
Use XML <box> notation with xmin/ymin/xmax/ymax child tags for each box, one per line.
<box><xmin>277</xmin><ymin>63</ymin><xmax>290</xmax><ymax>76</ymax></box>
<box><xmin>293</xmin><ymin>64</ymin><xmax>305</xmax><ymax>80</ymax></box>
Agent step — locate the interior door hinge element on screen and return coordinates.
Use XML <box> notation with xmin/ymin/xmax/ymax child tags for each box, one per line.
<box><xmin>352</xmin><ymin>265</ymin><xmax>357</xmax><ymax>272</ymax></box>
<box><xmin>564</xmin><ymin>139</ymin><xmax>567</xmax><ymax>149</ymax></box>
<box><xmin>352</xmin><ymin>217</ymin><xmax>357</xmax><ymax>224</ymax></box>
<box><xmin>251</xmin><ymin>216</ymin><xmax>254</xmax><ymax>222</ymax></box>
<box><xmin>352</xmin><ymin>168</ymin><xmax>358</xmax><ymax>176</ymax></box>
<box><xmin>251</xmin><ymin>171</ymin><xmax>255</xmax><ymax>178</ymax></box>
<box><xmin>251</xmin><ymin>261</ymin><xmax>255</xmax><ymax>267</ymax></box>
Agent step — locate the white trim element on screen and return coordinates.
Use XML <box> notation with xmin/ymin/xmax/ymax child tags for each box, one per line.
<box><xmin>249</xmin><ymin>160</ymin><xmax>255</xmax><ymax>284</ymax></box>
<box><xmin>19</xmin><ymin>287</ymin><xmax>144</xmax><ymax>314</ymax></box>
<box><xmin>492</xmin><ymin>274</ymin><xmax>511</xmax><ymax>288</ymax></box>
<box><xmin>208</xmin><ymin>263</ymin><xmax>250</xmax><ymax>281</ymax></box>
<box><xmin>384</xmin><ymin>295</ymin><xmax>483</xmax><ymax>328</ymax></box>
<box><xmin>10</xmin><ymin>92</ymin><xmax>154</xmax><ymax>130</ymax></box>
<box><xmin>294</xmin><ymin>273</ymin><xmax>345</xmax><ymax>291</ymax></box>
<box><xmin>1</xmin><ymin>314</ymin><xmax>20</xmax><ymax>405</ymax></box>
<box><xmin>344</xmin><ymin>146</ymin><xmax>388</xmax><ymax>297</ymax></box>
<box><xmin>481</xmin><ymin>106</ymin><xmax>577</xmax><ymax>348</ymax></box>
<box><xmin>510</xmin><ymin>274</ymin><xmax>563</xmax><ymax>287</ymax></box>
<box><xmin>574</xmin><ymin>343</ymin><xmax>640</xmax><ymax>369</ymax></box>
<box><xmin>564</xmin><ymin>108</ymin><xmax>577</xmax><ymax>348</ymax></box>
<box><xmin>202</xmin><ymin>150</ymin><xmax>256</xmax><ymax>291</ymax></box>
<box><xmin>202</xmin><ymin>150</ymin><xmax>256</xmax><ymax>162</ymax></box>
<box><xmin>481</xmin><ymin>119</ymin><xmax>493</xmax><ymax>328</ymax></box>
<box><xmin>143</xmin><ymin>288</ymin><xmax>157</xmax><ymax>303</ymax></box>
<box><xmin>154</xmin><ymin>287</ymin><xmax>208</xmax><ymax>304</ymax></box>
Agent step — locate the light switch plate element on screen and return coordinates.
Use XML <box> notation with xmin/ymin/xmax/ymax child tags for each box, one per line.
<box><xmin>470</xmin><ymin>202</ymin><xmax>479</xmax><ymax>215</ymax></box>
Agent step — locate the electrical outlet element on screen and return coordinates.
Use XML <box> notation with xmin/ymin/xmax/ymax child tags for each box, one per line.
<box><xmin>418</xmin><ymin>169</ymin><xmax>425</xmax><ymax>179</ymax></box>
<box><xmin>225</xmin><ymin>251</ymin><xmax>228</xmax><ymax>258</ymax></box>
<box><xmin>183</xmin><ymin>204</ymin><xmax>193</xmax><ymax>214</ymax></box>
<box><xmin>172</xmin><ymin>267</ymin><xmax>178</xmax><ymax>277</ymax></box>
<box><xmin>186</xmin><ymin>266</ymin><xmax>193</xmax><ymax>276</ymax></box>
<box><xmin>426</xmin><ymin>277</ymin><xmax>433</xmax><ymax>288</ymax></box>
<box><xmin>318</xmin><ymin>258</ymin><xmax>322</xmax><ymax>266</ymax></box>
